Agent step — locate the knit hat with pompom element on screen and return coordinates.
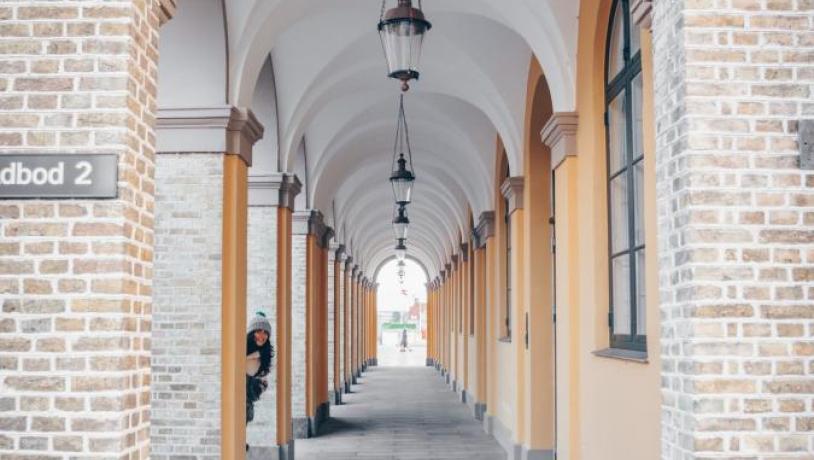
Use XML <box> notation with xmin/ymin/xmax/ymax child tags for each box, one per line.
<box><xmin>248</xmin><ymin>311</ymin><xmax>272</xmax><ymax>335</ymax></box>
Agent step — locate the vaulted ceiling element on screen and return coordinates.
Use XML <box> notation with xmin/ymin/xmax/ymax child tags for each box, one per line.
<box><xmin>158</xmin><ymin>0</ymin><xmax>579</xmax><ymax>277</ymax></box>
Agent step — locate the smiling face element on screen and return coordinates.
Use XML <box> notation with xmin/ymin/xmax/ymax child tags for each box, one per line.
<box><xmin>253</xmin><ymin>329</ymin><xmax>269</xmax><ymax>347</ymax></box>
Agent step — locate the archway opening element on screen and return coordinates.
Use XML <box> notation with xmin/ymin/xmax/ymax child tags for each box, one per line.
<box><xmin>375</xmin><ymin>258</ymin><xmax>428</xmax><ymax>366</ymax></box>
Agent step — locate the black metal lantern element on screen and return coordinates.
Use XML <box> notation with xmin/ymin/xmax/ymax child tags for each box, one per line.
<box><xmin>378</xmin><ymin>0</ymin><xmax>432</xmax><ymax>92</ymax></box>
<box><xmin>393</xmin><ymin>204</ymin><xmax>409</xmax><ymax>240</ymax></box>
<box><xmin>390</xmin><ymin>94</ymin><xmax>415</xmax><ymax>205</ymax></box>
<box><xmin>395</xmin><ymin>238</ymin><xmax>407</xmax><ymax>261</ymax></box>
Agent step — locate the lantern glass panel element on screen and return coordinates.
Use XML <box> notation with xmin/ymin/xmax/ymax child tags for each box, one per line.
<box><xmin>393</xmin><ymin>222</ymin><xmax>408</xmax><ymax>240</ymax></box>
<box><xmin>391</xmin><ymin>178</ymin><xmax>414</xmax><ymax>204</ymax></box>
<box><xmin>379</xmin><ymin>19</ymin><xmax>428</xmax><ymax>80</ymax></box>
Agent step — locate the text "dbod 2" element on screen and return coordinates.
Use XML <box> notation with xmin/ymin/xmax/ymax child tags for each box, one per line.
<box><xmin>0</xmin><ymin>154</ymin><xmax>118</xmax><ymax>199</ymax></box>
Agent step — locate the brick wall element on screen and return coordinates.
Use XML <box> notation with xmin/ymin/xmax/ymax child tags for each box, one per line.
<box><xmin>152</xmin><ymin>153</ymin><xmax>223</xmax><ymax>459</ymax></box>
<box><xmin>654</xmin><ymin>2</ymin><xmax>814</xmax><ymax>458</ymax></box>
<box><xmin>246</xmin><ymin>205</ymin><xmax>278</xmax><ymax>448</ymax></box>
<box><xmin>327</xmin><ymin>246</ymin><xmax>336</xmax><ymax>401</ymax></box>
<box><xmin>0</xmin><ymin>1</ymin><xmax>159</xmax><ymax>458</ymax></box>
<box><xmin>291</xmin><ymin>214</ymin><xmax>308</xmax><ymax>428</ymax></box>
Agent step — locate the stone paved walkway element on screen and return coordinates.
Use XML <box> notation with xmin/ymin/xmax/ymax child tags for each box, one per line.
<box><xmin>296</xmin><ymin>366</ymin><xmax>507</xmax><ymax>460</ymax></box>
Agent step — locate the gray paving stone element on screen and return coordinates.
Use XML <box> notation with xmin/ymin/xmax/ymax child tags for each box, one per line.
<box><xmin>296</xmin><ymin>366</ymin><xmax>506</xmax><ymax>460</ymax></box>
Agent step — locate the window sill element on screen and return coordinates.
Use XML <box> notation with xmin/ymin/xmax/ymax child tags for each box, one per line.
<box><xmin>498</xmin><ymin>336</ymin><xmax>512</xmax><ymax>343</ymax></box>
<box><xmin>592</xmin><ymin>348</ymin><xmax>648</xmax><ymax>364</ymax></box>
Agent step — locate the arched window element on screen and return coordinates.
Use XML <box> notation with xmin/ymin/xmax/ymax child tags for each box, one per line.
<box><xmin>605</xmin><ymin>0</ymin><xmax>645</xmax><ymax>351</ymax></box>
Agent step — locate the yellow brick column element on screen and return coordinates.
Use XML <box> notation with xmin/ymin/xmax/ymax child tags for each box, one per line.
<box><xmin>275</xmin><ymin>174</ymin><xmax>301</xmax><ymax>459</ymax></box>
<box><xmin>343</xmin><ymin>257</ymin><xmax>353</xmax><ymax>392</ymax></box>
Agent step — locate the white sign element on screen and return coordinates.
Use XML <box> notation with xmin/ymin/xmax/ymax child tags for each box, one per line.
<box><xmin>0</xmin><ymin>154</ymin><xmax>117</xmax><ymax>199</ymax></box>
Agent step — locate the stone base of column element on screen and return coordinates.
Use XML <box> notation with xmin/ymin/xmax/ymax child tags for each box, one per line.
<box><xmin>445</xmin><ymin>373</ymin><xmax>451</xmax><ymax>385</ymax></box>
<box><xmin>451</xmin><ymin>379</ymin><xmax>457</xmax><ymax>392</ymax></box>
<box><xmin>352</xmin><ymin>374</ymin><xmax>358</xmax><ymax>385</ymax></box>
<box><xmin>369</xmin><ymin>358</ymin><xmax>378</xmax><ymax>366</ymax></box>
<box><xmin>276</xmin><ymin>439</ymin><xmax>295</xmax><ymax>460</ymax></box>
<box><xmin>307</xmin><ymin>402</ymin><xmax>330</xmax><ymax>437</ymax></box>
<box><xmin>440</xmin><ymin>368</ymin><xmax>446</xmax><ymax>376</ymax></box>
<box><xmin>292</xmin><ymin>417</ymin><xmax>310</xmax><ymax>439</ymax></box>
<box><xmin>345</xmin><ymin>379</ymin><xmax>351</xmax><ymax>393</ymax></box>
<box><xmin>522</xmin><ymin>448</ymin><xmax>556</xmax><ymax>460</ymax></box>
<box><xmin>435</xmin><ymin>362</ymin><xmax>441</xmax><ymax>371</ymax></box>
<box><xmin>247</xmin><ymin>445</ymin><xmax>277</xmax><ymax>460</ymax></box>
<box><xmin>362</xmin><ymin>363</ymin><xmax>368</xmax><ymax>372</ymax></box>
<box><xmin>426</xmin><ymin>358</ymin><xmax>435</xmax><ymax>367</ymax></box>
<box><xmin>334</xmin><ymin>389</ymin><xmax>343</xmax><ymax>405</ymax></box>
<box><xmin>474</xmin><ymin>402</ymin><xmax>487</xmax><ymax>421</ymax></box>
<box><xmin>460</xmin><ymin>389</ymin><xmax>467</xmax><ymax>403</ymax></box>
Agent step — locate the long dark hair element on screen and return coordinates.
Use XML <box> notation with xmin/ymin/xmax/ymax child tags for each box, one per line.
<box><xmin>246</xmin><ymin>330</ymin><xmax>274</xmax><ymax>377</ymax></box>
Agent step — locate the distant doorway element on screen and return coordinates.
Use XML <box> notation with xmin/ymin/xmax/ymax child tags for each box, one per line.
<box><xmin>376</xmin><ymin>259</ymin><xmax>428</xmax><ymax>366</ymax></box>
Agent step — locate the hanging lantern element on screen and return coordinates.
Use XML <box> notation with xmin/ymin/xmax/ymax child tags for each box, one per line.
<box><xmin>390</xmin><ymin>94</ymin><xmax>415</xmax><ymax>205</ymax></box>
<box><xmin>378</xmin><ymin>0</ymin><xmax>432</xmax><ymax>92</ymax></box>
<box><xmin>395</xmin><ymin>238</ymin><xmax>407</xmax><ymax>261</ymax></box>
<box><xmin>392</xmin><ymin>204</ymin><xmax>410</xmax><ymax>240</ymax></box>
<box><xmin>397</xmin><ymin>260</ymin><xmax>406</xmax><ymax>284</ymax></box>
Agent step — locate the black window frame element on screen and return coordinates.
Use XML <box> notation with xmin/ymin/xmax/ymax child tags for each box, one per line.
<box><xmin>604</xmin><ymin>0</ymin><xmax>646</xmax><ymax>352</ymax></box>
<box><xmin>503</xmin><ymin>162</ymin><xmax>512</xmax><ymax>340</ymax></box>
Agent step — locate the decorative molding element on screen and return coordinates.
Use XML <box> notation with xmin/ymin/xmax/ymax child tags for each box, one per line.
<box><xmin>157</xmin><ymin>106</ymin><xmax>263</xmax><ymax>166</ymax></box>
<box><xmin>541</xmin><ymin>112</ymin><xmax>579</xmax><ymax>171</ymax></box>
<box><xmin>500</xmin><ymin>177</ymin><xmax>524</xmax><ymax>214</ymax></box>
<box><xmin>157</xmin><ymin>0</ymin><xmax>177</xmax><ymax>25</ymax></box>
<box><xmin>630</xmin><ymin>0</ymin><xmax>653</xmax><ymax>29</ymax></box>
<box><xmin>248</xmin><ymin>173</ymin><xmax>301</xmax><ymax>209</ymax></box>
<box><xmin>475</xmin><ymin>211</ymin><xmax>495</xmax><ymax>248</ymax></box>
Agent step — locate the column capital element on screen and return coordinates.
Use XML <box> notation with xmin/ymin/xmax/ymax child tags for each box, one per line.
<box><xmin>631</xmin><ymin>0</ymin><xmax>653</xmax><ymax>29</ymax></box>
<box><xmin>445</xmin><ymin>263</ymin><xmax>452</xmax><ymax>273</ymax></box>
<box><xmin>541</xmin><ymin>112</ymin><xmax>579</xmax><ymax>171</ymax></box>
<box><xmin>248</xmin><ymin>173</ymin><xmax>301</xmax><ymax>208</ymax></box>
<box><xmin>451</xmin><ymin>254</ymin><xmax>458</xmax><ymax>267</ymax></box>
<box><xmin>335</xmin><ymin>244</ymin><xmax>346</xmax><ymax>262</ymax></box>
<box><xmin>157</xmin><ymin>106</ymin><xmax>263</xmax><ymax>166</ymax></box>
<box><xmin>158</xmin><ymin>0</ymin><xmax>177</xmax><ymax>25</ymax></box>
<box><xmin>345</xmin><ymin>256</ymin><xmax>354</xmax><ymax>271</ymax></box>
<box><xmin>292</xmin><ymin>210</ymin><xmax>332</xmax><ymax>246</ymax></box>
<box><xmin>474</xmin><ymin>211</ymin><xmax>495</xmax><ymax>249</ymax></box>
<box><xmin>500</xmin><ymin>176</ymin><xmax>524</xmax><ymax>215</ymax></box>
<box><xmin>440</xmin><ymin>270</ymin><xmax>446</xmax><ymax>281</ymax></box>
<box><xmin>460</xmin><ymin>243</ymin><xmax>469</xmax><ymax>262</ymax></box>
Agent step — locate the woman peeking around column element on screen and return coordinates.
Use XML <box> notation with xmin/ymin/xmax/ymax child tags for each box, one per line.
<box><xmin>246</xmin><ymin>312</ymin><xmax>274</xmax><ymax>427</ymax></box>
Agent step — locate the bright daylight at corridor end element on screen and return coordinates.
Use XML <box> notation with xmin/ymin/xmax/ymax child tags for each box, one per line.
<box><xmin>0</xmin><ymin>0</ymin><xmax>812</xmax><ymax>459</ymax></box>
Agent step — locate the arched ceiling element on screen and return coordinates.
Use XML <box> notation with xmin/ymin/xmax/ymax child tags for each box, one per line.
<box><xmin>159</xmin><ymin>0</ymin><xmax>579</xmax><ymax>278</ymax></box>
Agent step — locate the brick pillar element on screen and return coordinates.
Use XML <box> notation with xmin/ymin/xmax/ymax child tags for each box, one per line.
<box><xmin>334</xmin><ymin>246</ymin><xmax>346</xmax><ymax>404</ymax></box>
<box><xmin>653</xmin><ymin>3</ymin><xmax>814</xmax><ymax>458</ymax></box>
<box><xmin>343</xmin><ymin>257</ymin><xmax>353</xmax><ymax>392</ymax></box>
<box><xmin>0</xmin><ymin>1</ymin><xmax>167</xmax><ymax>458</ymax></box>
<box><xmin>153</xmin><ymin>107</ymin><xmax>262</xmax><ymax>458</ymax></box>
<box><xmin>244</xmin><ymin>172</ymin><xmax>284</xmax><ymax>456</ymax></box>
<box><xmin>290</xmin><ymin>210</ymin><xmax>330</xmax><ymax>438</ymax></box>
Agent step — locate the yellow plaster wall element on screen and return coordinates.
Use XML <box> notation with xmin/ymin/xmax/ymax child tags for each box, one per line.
<box><xmin>561</xmin><ymin>0</ymin><xmax>662</xmax><ymax>458</ymax></box>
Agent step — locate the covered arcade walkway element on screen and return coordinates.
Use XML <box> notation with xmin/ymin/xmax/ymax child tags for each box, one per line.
<box><xmin>297</xmin><ymin>366</ymin><xmax>506</xmax><ymax>460</ymax></box>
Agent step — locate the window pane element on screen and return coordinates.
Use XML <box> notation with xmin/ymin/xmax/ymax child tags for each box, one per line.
<box><xmin>630</xmin><ymin>18</ymin><xmax>641</xmax><ymax>57</ymax></box>
<box><xmin>608</xmin><ymin>90</ymin><xmax>627</xmax><ymax>175</ymax></box>
<box><xmin>610</xmin><ymin>174</ymin><xmax>629</xmax><ymax>253</ymax></box>
<box><xmin>631</xmin><ymin>72</ymin><xmax>643</xmax><ymax>162</ymax></box>
<box><xmin>608</xmin><ymin>5</ymin><xmax>624</xmax><ymax>80</ymax></box>
<box><xmin>635</xmin><ymin>249</ymin><xmax>646</xmax><ymax>335</ymax></box>
<box><xmin>634</xmin><ymin>160</ymin><xmax>644</xmax><ymax>246</ymax></box>
<box><xmin>612</xmin><ymin>255</ymin><xmax>631</xmax><ymax>335</ymax></box>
